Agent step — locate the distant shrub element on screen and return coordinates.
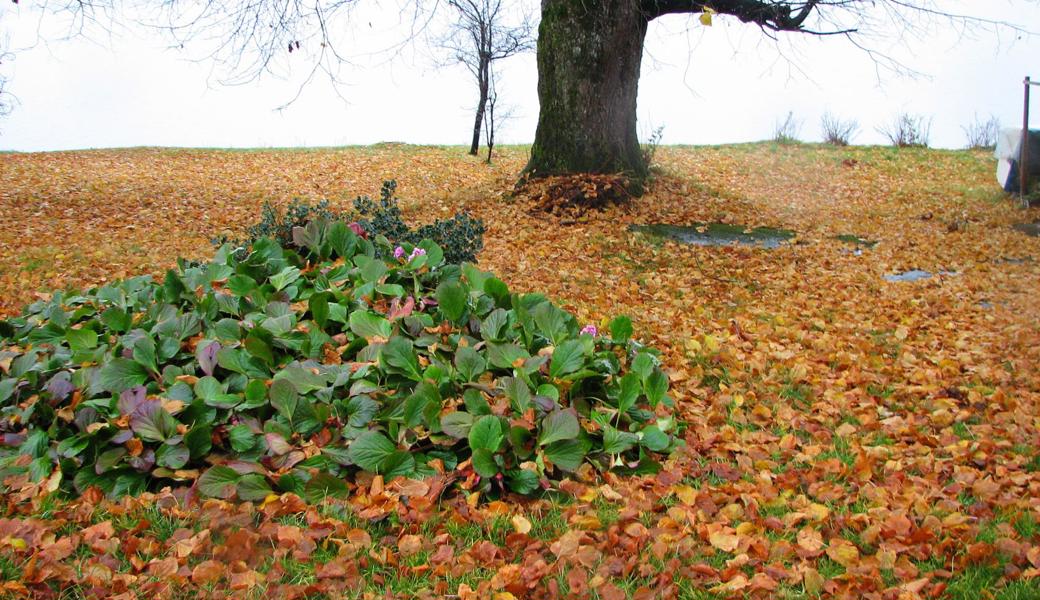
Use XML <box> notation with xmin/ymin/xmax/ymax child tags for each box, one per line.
<box><xmin>820</xmin><ymin>112</ymin><xmax>859</xmax><ymax>146</ymax></box>
<box><xmin>773</xmin><ymin>112</ymin><xmax>802</xmax><ymax>145</ymax></box>
<box><xmin>0</xmin><ymin>227</ymin><xmax>679</xmax><ymax>501</ymax></box>
<box><xmin>962</xmin><ymin>113</ymin><xmax>1000</xmax><ymax>150</ymax></box>
<box><xmin>878</xmin><ymin>113</ymin><xmax>932</xmax><ymax>148</ymax></box>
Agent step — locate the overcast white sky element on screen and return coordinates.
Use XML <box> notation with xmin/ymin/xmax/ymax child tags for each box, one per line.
<box><xmin>0</xmin><ymin>1</ymin><xmax>1038</xmax><ymax>151</ymax></box>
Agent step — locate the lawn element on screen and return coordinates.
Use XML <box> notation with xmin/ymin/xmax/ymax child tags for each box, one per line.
<box><xmin>0</xmin><ymin>143</ymin><xmax>1039</xmax><ymax>599</ymax></box>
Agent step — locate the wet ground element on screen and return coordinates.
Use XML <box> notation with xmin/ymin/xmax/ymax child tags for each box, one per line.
<box><xmin>630</xmin><ymin>222</ymin><xmax>794</xmax><ymax>249</ymax></box>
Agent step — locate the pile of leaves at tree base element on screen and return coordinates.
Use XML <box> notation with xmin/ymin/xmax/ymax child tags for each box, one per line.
<box><xmin>519</xmin><ymin>174</ymin><xmax>633</xmax><ymax>221</ymax></box>
<box><xmin>0</xmin><ymin>218</ymin><xmax>679</xmax><ymax>502</ymax></box>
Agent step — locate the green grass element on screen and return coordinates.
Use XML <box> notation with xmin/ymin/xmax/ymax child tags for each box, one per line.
<box><xmin>443</xmin><ymin>515</ymin><xmax>511</xmax><ymax>548</ymax></box>
<box><xmin>952</xmin><ymin>421</ymin><xmax>974</xmax><ymax>440</ymax></box>
<box><xmin>594</xmin><ymin>498</ymin><xmax>622</xmax><ymax>528</ymax></box>
<box><xmin>780</xmin><ymin>383</ymin><xmax>812</xmax><ymax>407</ymax></box>
<box><xmin>866</xmin><ymin>383</ymin><xmax>896</xmax><ymax>400</ymax></box>
<box><xmin>759</xmin><ymin>502</ymin><xmax>791</xmax><ymax>519</ymax></box>
<box><xmin>529</xmin><ymin>505</ymin><xmax>568</xmax><ymax>540</ymax></box>
<box><xmin>0</xmin><ymin>552</ymin><xmax>24</xmax><ymax>581</ymax></box>
<box><xmin>868</xmin><ymin>433</ymin><xmax>895</xmax><ymax>446</ymax></box>
<box><xmin>818</xmin><ymin>436</ymin><xmax>855</xmax><ymax>468</ymax></box>
<box><xmin>689</xmin><ymin>354</ymin><xmax>732</xmax><ymax>392</ymax></box>
<box><xmin>944</xmin><ymin>565</ymin><xmax>1040</xmax><ymax>600</ymax></box>
<box><xmin>1014</xmin><ymin>512</ymin><xmax>1038</xmax><ymax>540</ymax></box>
<box><xmin>816</xmin><ymin>557</ymin><xmax>845</xmax><ymax>579</ymax></box>
<box><xmin>103</xmin><ymin>504</ymin><xmax>192</xmax><ymax>542</ymax></box>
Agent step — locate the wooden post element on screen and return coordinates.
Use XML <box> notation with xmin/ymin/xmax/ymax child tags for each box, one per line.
<box><xmin>1023</xmin><ymin>76</ymin><xmax>1031</xmax><ymax>201</ymax></box>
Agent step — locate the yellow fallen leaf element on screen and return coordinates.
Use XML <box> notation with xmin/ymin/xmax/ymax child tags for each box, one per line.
<box><xmin>803</xmin><ymin>568</ymin><xmax>825</xmax><ymax>594</ymax></box>
<box><xmin>511</xmin><ymin>514</ymin><xmax>532</xmax><ymax>535</ymax></box>
<box><xmin>826</xmin><ymin>538</ymin><xmax>860</xmax><ymax>567</ymax></box>
<box><xmin>709</xmin><ymin>530</ymin><xmax>741</xmax><ymax>553</ymax></box>
<box><xmin>710</xmin><ymin>574</ymin><xmax>748</xmax><ymax>593</ymax></box>
<box><xmin>674</xmin><ymin>485</ymin><xmax>697</xmax><ymax>505</ymax></box>
<box><xmin>806</xmin><ymin>503</ymin><xmax>830</xmax><ymax>522</ymax></box>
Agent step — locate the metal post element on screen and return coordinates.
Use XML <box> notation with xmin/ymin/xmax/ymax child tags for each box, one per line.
<box><xmin>1023</xmin><ymin>76</ymin><xmax>1031</xmax><ymax>201</ymax></box>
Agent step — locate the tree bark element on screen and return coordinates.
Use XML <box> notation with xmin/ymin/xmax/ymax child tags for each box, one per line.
<box><xmin>525</xmin><ymin>0</ymin><xmax>649</xmax><ymax>184</ymax></box>
<box><xmin>469</xmin><ymin>60</ymin><xmax>490</xmax><ymax>156</ymax></box>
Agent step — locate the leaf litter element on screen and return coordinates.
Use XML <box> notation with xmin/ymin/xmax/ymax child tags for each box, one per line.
<box><xmin>1</xmin><ymin>143</ymin><xmax>1039</xmax><ymax>599</ymax></box>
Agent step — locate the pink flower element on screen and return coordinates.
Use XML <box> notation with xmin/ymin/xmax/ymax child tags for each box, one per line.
<box><xmin>393</xmin><ymin>246</ymin><xmax>405</xmax><ymax>259</ymax></box>
<box><xmin>409</xmin><ymin>247</ymin><xmax>427</xmax><ymax>260</ymax></box>
<box><xmin>580</xmin><ymin>324</ymin><xmax>598</xmax><ymax>336</ymax></box>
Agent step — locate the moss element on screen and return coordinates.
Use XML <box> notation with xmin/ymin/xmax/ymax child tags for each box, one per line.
<box><xmin>525</xmin><ymin>0</ymin><xmax>649</xmax><ymax>187</ymax></box>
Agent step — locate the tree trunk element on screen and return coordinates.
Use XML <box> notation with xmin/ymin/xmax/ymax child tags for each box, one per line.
<box><xmin>469</xmin><ymin>60</ymin><xmax>490</xmax><ymax>156</ymax></box>
<box><xmin>525</xmin><ymin>0</ymin><xmax>649</xmax><ymax>184</ymax></box>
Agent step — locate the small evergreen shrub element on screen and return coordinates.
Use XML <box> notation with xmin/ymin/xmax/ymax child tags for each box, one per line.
<box><xmin>214</xmin><ymin>199</ymin><xmax>345</xmax><ymax>250</ymax></box>
<box><xmin>0</xmin><ymin>221</ymin><xmax>678</xmax><ymax>502</ymax></box>
<box><xmin>353</xmin><ymin>180</ymin><xmax>486</xmax><ymax>265</ymax></box>
<box><xmin>218</xmin><ymin>181</ymin><xmax>485</xmax><ymax>265</ymax></box>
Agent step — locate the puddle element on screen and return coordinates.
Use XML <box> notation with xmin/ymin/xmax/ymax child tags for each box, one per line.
<box><xmin>1012</xmin><ymin>223</ymin><xmax>1040</xmax><ymax>237</ymax></box>
<box><xmin>835</xmin><ymin>234</ymin><xmax>878</xmax><ymax>248</ymax></box>
<box><xmin>884</xmin><ymin>270</ymin><xmax>958</xmax><ymax>282</ymax></box>
<box><xmin>884</xmin><ymin>270</ymin><xmax>933</xmax><ymax>282</ymax></box>
<box><xmin>631</xmin><ymin>223</ymin><xmax>794</xmax><ymax>248</ymax></box>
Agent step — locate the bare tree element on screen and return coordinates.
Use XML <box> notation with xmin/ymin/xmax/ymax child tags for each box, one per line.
<box><xmin>481</xmin><ymin>66</ymin><xmax>515</xmax><ymax>163</ymax></box>
<box><xmin>0</xmin><ymin>52</ymin><xmax>11</xmax><ymax>119</ymax></box>
<box><xmin>0</xmin><ymin>31</ymin><xmax>14</xmax><ymax>119</ymax></box>
<box><xmin>483</xmin><ymin>69</ymin><xmax>499</xmax><ymax>163</ymax></box>
<box><xmin>438</xmin><ymin>0</ymin><xmax>533</xmax><ymax>155</ymax></box>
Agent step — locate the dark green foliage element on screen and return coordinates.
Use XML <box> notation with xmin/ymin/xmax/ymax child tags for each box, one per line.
<box><xmin>0</xmin><ymin>221</ymin><xmax>677</xmax><ymax>502</ymax></box>
<box><xmin>214</xmin><ymin>199</ymin><xmax>344</xmax><ymax>250</ymax></box>
<box><xmin>353</xmin><ymin>180</ymin><xmax>486</xmax><ymax>264</ymax></box>
<box><xmin>352</xmin><ymin>181</ymin><xmax>410</xmax><ymax>243</ymax></box>
<box><xmin>216</xmin><ymin>181</ymin><xmax>486</xmax><ymax>265</ymax></box>
<box><xmin>410</xmin><ymin>213</ymin><xmax>486</xmax><ymax>265</ymax></box>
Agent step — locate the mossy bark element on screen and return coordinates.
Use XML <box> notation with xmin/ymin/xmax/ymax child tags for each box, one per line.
<box><xmin>525</xmin><ymin>0</ymin><xmax>649</xmax><ymax>183</ymax></box>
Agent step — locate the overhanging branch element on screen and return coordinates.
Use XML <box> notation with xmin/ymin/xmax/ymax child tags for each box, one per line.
<box><xmin>643</xmin><ymin>0</ymin><xmax>854</xmax><ymax>35</ymax></box>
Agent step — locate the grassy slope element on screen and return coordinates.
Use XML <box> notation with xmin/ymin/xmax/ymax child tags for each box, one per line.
<box><xmin>1</xmin><ymin>143</ymin><xmax>1039</xmax><ymax>599</ymax></box>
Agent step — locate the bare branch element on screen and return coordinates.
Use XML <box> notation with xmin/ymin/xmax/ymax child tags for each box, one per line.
<box><xmin>0</xmin><ymin>48</ymin><xmax>13</xmax><ymax>118</ymax></box>
<box><xmin>431</xmin><ymin>0</ymin><xmax>534</xmax><ymax>153</ymax></box>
